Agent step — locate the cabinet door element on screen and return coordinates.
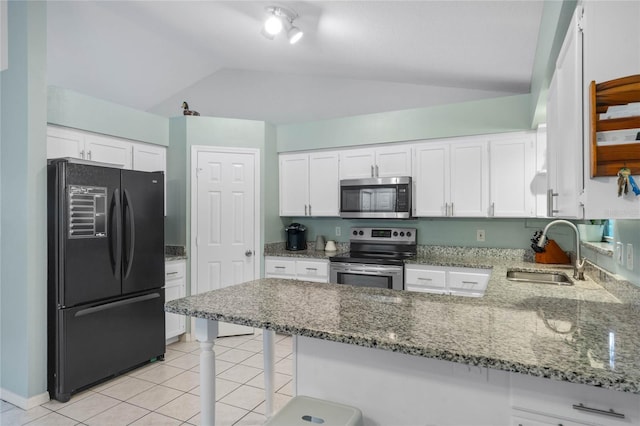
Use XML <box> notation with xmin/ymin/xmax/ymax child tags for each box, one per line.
<box><xmin>375</xmin><ymin>145</ymin><xmax>412</xmax><ymax>177</ymax></box>
<box><xmin>489</xmin><ymin>135</ymin><xmax>535</xmax><ymax>217</ymax></box>
<box><xmin>450</xmin><ymin>141</ymin><xmax>488</xmax><ymax>217</ymax></box>
<box><xmin>339</xmin><ymin>149</ymin><xmax>375</xmax><ymax>179</ymax></box>
<box><xmin>279</xmin><ymin>154</ymin><xmax>309</xmax><ymax>216</ymax></box>
<box><xmin>165</xmin><ymin>282</ymin><xmax>186</xmax><ymax>339</ymax></box>
<box><xmin>308</xmin><ymin>152</ymin><xmax>339</xmax><ymax>216</ymax></box>
<box><xmin>413</xmin><ymin>143</ymin><xmax>449</xmax><ymax>217</ymax></box>
<box><xmin>84</xmin><ymin>134</ymin><xmax>132</xmax><ymax>169</ymax></box>
<box><xmin>132</xmin><ymin>142</ymin><xmax>166</xmax><ymax>173</ymax></box>
<box><xmin>165</xmin><ymin>260</ymin><xmax>186</xmax><ymax>340</ymax></box>
<box><xmin>548</xmin><ymin>7</ymin><xmax>583</xmax><ymax>219</ymax></box>
<box><xmin>47</xmin><ymin>125</ymin><xmax>84</xmax><ymax>159</ymax></box>
<box><xmin>448</xmin><ymin>269</ymin><xmax>490</xmax><ymax>297</ymax></box>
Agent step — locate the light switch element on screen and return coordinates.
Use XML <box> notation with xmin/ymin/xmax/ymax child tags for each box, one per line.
<box><xmin>626</xmin><ymin>244</ymin><xmax>633</xmax><ymax>270</ymax></box>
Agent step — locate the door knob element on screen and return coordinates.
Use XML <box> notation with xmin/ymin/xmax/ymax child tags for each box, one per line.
<box><xmin>245</xmin><ymin>250</ymin><xmax>254</xmax><ymax>257</ymax></box>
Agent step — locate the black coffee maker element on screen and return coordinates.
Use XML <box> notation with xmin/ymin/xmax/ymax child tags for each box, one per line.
<box><xmin>285</xmin><ymin>223</ymin><xmax>307</xmax><ymax>251</ymax></box>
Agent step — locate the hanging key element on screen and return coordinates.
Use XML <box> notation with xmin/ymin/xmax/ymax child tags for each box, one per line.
<box><xmin>617</xmin><ymin>167</ymin><xmax>631</xmax><ymax>197</ymax></box>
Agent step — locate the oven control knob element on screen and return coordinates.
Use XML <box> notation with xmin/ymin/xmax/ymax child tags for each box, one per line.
<box><xmin>353</xmin><ymin>230</ymin><xmax>358</xmax><ymax>236</ymax></box>
<box><xmin>359</xmin><ymin>230</ymin><xmax>364</xmax><ymax>236</ymax></box>
<box><xmin>393</xmin><ymin>231</ymin><xmax>398</xmax><ymax>236</ymax></box>
<box><xmin>407</xmin><ymin>231</ymin><xmax>412</xmax><ymax>237</ymax></box>
<box><xmin>400</xmin><ymin>232</ymin><xmax>405</xmax><ymax>237</ymax></box>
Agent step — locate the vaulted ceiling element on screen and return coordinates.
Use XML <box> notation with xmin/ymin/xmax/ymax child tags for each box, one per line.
<box><xmin>47</xmin><ymin>1</ymin><xmax>546</xmax><ymax>124</ymax></box>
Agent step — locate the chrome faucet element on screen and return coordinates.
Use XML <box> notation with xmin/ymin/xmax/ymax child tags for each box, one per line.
<box><xmin>537</xmin><ymin>219</ymin><xmax>586</xmax><ymax>280</ymax></box>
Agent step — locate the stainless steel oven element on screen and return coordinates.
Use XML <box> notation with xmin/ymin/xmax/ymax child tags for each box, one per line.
<box><xmin>329</xmin><ymin>227</ymin><xmax>416</xmax><ymax>291</ymax></box>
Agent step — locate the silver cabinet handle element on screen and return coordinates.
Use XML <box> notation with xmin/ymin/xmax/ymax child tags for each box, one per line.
<box><xmin>87</xmin><ymin>150</ymin><xmax>92</xmax><ymax>160</ymax></box>
<box><xmin>304</xmin><ymin>204</ymin><xmax>308</xmax><ymax>216</ymax></box>
<box><xmin>417</xmin><ymin>277</ymin><xmax>432</xmax><ymax>281</ymax></box>
<box><xmin>274</xmin><ymin>266</ymin><xmax>286</xmax><ymax>269</ymax></box>
<box><xmin>547</xmin><ymin>189</ymin><xmax>559</xmax><ymax>217</ymax></box>
<box><xmin>375</xmin><ymin>165</ymin><xmax>379</xmax><ymax>177</ymax></box>
<box><xmin>309</xmin><ymin>205</ymin><xmax>312</xmax><ymax>216</ymax></box>
<box><xmin>306</xmin><ymin>267</ymin><xmax>317</xmax><ymax>271</ymax></box>
<box><xmin>450</xmin><ymin>202</ymin><xmax>454</xmax><ymax>216</ymax></box>
<box><xmin>371</xmin><ymin>165</ymin><xmax>375</xmax><ymax>177</ymax></box>
<box><xmin>245</xmin><ymin>250</ymin><xmax>253</xmax><ymax>257</ymax></box>
<box><xmin>166</xmin><ymin>271</ymin><xmax>179</xmax><ymax>276</ymax></box>
<box><xmin>80</xmin><ymin>149</ymin><xmax>85</xmax><ymax>159</ymax></box>
<box><xmin>461</xmin><ymin>281</ymin><xmax>478</xmax><ymax>285</ymax></box>
<box><xmin>444</xmin><ymin>203</ymin><xmax>449</xmax><ymax>216</ymax></box>
<box><xmin>490</xmin><ymin>202</ymin><xmax>495</xmax><ymax>217</ymax></box>
<box><xmin>572</xmin><ymin>403</ymin><xmax>625</xmax><ymax>419</ymax></box>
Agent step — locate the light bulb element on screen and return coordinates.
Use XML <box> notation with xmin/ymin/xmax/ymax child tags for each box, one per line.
<box><xmin>264</xmin><ymin>15</ymin><xmax>283</xmax><ymax>35</ymax></box>
<box><xmin>288</xmin><ymin>26</ymin><xmax>303</xmax><ymax>44</ymax></box>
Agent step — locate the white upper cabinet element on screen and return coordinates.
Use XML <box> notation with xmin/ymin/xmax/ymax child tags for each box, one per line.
<box><xmin>339</xmin><ymin>145</ymin><xmax>411</xmax><ymax>179</ymax></box>
<box><xmin>414</xmin><ymin>139</ymin><xmax>488</xmax><ymax>217</ymax></box>
<box><xmin>47</xmin><ymin>126</ymin><xmax>85</xmax><ymax>159</ymax></box>
<box><xmin>132</xmin><ymin>142</ymin><xmax>166</xmax><ymax>173</ymax></box>
<box><xmin>279</xmin><ymin>154</ymin><xmax>309</xmax><ymax>217</ymax></box>
<box><xmin>449</xmin><ymin>141</ymin><xmax>489</xmax><ymax>217</ymax></box>
<box><xmin>279</xmin><ymin>151</ymin><xmax>339</xmax><ymax>217</ymax></box>
<box><xmin>488</xmin><ymin>133</ymin><xmax>536</xmax><ymax>217</ymax></box>
<box><xmin>47</xmin><ymin>125</ymin><xmax>166</xmax><ymax>174</ymax></box>
<box><xmin>546</xmin><ymin>6</ymin><xmax>584</xmax><ymax>219</ymax></box>
<box><xmin>413</xmin><ymin>143</ymin><xmax>450</xmax><ymax>216</ymax></box>
<box><xmin>308</xmin><ymin>152</ymin><xmax>340</xmax><ymax>216</ymax></box>
<box><xmin>83</xmin><ymin>133</ymin><xmax>132</xmax><ymax>169</ymax></box>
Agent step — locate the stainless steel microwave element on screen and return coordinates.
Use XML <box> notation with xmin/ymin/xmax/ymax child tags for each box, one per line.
<box><xmin>339</xmin><ymin>177</ymin><xmax>412</xmax><ymax>219</ymax></box>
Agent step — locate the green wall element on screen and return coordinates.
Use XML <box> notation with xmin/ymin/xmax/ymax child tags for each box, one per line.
<box><xmin>0</xmin><ymin>0</ymin><xmax>48</xmax><ymax>405</ymax></box>
<box><xmin>48</xmin><ymin>86</ymin><xmax>169</xmax><ymax>146</ymax></box>
<box><xmin>277</xmin><ymin>94</ymin><xmax>532</xmax><ymax>152</ymax></box>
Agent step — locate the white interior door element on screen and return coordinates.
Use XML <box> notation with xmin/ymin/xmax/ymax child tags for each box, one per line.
<box><xmin>193</xmin><ymin>147</ymin><xmax>259</xmax><ymax>336</ymax></box>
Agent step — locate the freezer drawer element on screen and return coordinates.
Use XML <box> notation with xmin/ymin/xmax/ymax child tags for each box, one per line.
<box><xmin>49</xmin><ymin>289</ymin><xmax>165</xmax><ymax>402</ymax></box>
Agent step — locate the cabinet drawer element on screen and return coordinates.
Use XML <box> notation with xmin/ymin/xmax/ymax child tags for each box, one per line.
<box><xmin>511</xmin><ymin>373</ymin><xmax>640</xmax><ymax>425</ymax></box>
<box><xmin>296</xmin><ymin>260</ymin><xmax>329</xmax><ymax>279</ymax></box>
<box><xmin>165</xmin><ymin>260</ymin><xmax>186</xmax><ymax>281</ymax></box>
<box><xmin>405</xmin><ymin>268</ymin><xmax>446</xmax><ymax>290</ymax></box>
<box><xmin>265</xmin><ymin>258</ymin><xmax>296</xmax><ymax>276</ymax></box>
<box><xmin>448</xmin><ymin>270</ymin><xmax>490</xmax><ymax>294</ymax></box>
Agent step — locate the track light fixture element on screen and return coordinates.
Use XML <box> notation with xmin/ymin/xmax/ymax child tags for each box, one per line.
<box><xmin>261</xmin><ymin>5</ymin><xmax>304</xmax><ymax>44</ymax></box>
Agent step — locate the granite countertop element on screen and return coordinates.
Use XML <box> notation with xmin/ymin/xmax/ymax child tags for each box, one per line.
<box><xmin>166</xmin><ymin>256</ymin><xmax>640</xmax><ymax>394</ymax></box>
<box><xmin>264</xmin><ymin>242</ymin><xmax>348</xmax><ymax>260</ymax></box>
<box><xmin>165</xmin><ymin>245</ymin><xmax>187</xmax><ymax>261</ymax></box>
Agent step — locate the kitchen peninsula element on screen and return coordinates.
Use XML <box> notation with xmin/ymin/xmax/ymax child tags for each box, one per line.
<box><xmin>165</xmin><ymin>263</ymin><xmax>640</xmax><ymax>425</ymax></box>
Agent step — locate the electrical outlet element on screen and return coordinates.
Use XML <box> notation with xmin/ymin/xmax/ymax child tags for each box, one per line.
<box><xmin>626</xmin><ymin>244</ymin><xmax>634</xmax><ymax>270</ymax></box>
<box><xmin>335</xmin><ymin>226</ymin><xmax>341</xmax><ymax>237</ymax></box>
<box><xmin>476</xmin><ymin>229</ymin><xmax>485</xmax><ymax>242</ymax></box>
<box><xmin>616</xmin><ymin>242</ymin><xmax>624</xmax><ymax>265</ymax></box>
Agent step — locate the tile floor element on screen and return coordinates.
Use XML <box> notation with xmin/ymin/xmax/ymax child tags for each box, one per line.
<box><xmin>1</xmin><ymin>331</ymin><xmax>293</xmax><ymax>425</ymax></box>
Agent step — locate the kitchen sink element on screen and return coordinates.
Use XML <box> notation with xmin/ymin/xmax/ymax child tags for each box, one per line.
<box><xmin>506</xmin><ymin>270</ymin><xmax>573</xmax><ymax>286</ymax></box>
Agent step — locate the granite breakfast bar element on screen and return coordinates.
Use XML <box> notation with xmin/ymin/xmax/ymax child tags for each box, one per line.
<box><xmin>165</xmin><ymin>260</ymin><xmax>640</xmax><ymax>425</ymax></box>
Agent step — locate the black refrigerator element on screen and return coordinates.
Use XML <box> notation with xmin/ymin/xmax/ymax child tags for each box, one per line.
<box><xmin>47</xmin><ymin>158</ymin><xmax>166</xmax><ymax>402</ymax></box>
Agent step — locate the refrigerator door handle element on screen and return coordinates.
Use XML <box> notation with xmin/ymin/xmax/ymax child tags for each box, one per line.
<box><xmin>74</xmin><ymin>292</ymin><xmax>161</xmax><ymax>317</ymax></box>
<box><xmin>110</xmin><ymin>188</ymin><xmax>122</xmax><ymax>280</ymax></box>
<box><xmin>123</xmin><ymin>189</ymin><xmax>136</xmax><ymax>280</ymax></box>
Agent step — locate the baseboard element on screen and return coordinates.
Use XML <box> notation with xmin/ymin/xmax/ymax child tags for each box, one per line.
<box><xmin>0</xmin><ymin>387</ymin><xmax>50</xmax><ymax>410</ymax></box>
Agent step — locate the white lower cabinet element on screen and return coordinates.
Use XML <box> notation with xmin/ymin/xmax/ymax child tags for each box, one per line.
<box><xmin>265</xmin><ymin>257</ymin><xmax>329</xmax><ymax>283</ymax></box>
<box><xmin>165</xmin><ymin>260</ymin><xmax>186</xmax><ymax>341</ymax></box>
<box><xmin>511</xmin><ymin>373</ymin><xmax>640</xmax><ymax>426</ymax></box>
<box><xmin>405</xmin><ymin>264</ymin><xmax>491</xmax><ymax>297</ymax></box>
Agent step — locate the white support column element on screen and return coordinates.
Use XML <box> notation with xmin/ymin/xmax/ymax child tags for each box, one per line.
<box><xmin>263</xmin><ymin>328</ymin><xmax>276</xmax><ymax>418</ymax></box>
<box><xmin>195</xmin><ymin>318</ymin><xmax>219</xmax><ymax>426</ymax></box>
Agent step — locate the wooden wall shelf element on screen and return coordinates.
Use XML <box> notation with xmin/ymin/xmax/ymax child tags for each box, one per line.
<box><xmin>590</xmin><ymin>74</ymin><xmax>640</xmax><ymax>177</ymax></box>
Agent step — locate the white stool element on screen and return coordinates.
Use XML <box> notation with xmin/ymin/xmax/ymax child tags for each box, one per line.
<box><xmin>266</xmin><ymin>395</ymin><xmax>363</xmax><ymax>426</ymax></box>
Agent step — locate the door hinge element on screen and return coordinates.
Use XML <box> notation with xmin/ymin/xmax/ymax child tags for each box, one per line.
<box><xmin>577</xmin><ymin>7</ymin><xmax>585</xmax><ymax>32</ymax></box>
<box><xmin>195</xmin><ymin>236</ymin><xmax>199</xmax><ymax>247</ymax></box>
<box><xmin>195</xmin><ymin>168</ymin><xmax>202</xmax><ymax>178</ymax></box>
